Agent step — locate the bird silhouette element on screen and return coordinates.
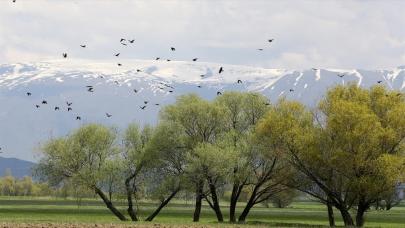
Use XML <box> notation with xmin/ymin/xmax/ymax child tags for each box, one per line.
<box><xmin>80</xmin><ymin>45</ymin><xmax>86</xmax><ymax>48</ymax></box>
<box><xmin>117</xmin><ymin>63</ymin><xmax>122</xmax><ymax>66</ymax></box>
<box><xmin>42</xmin><ymin>100</ymin><xmax>47</xmax><ymax>104</ymax></box>
<box><xmin>76</xmin><ymin>116</ymin><xmax>81</xmax><ymax>120</ymax></box>
<box><xmin>55</xmin><ymin>107</ymin><xmax>59</xmax><ymax>111</ymax></box>
<box><xmin>140</xmin><ymin>106</ymin><xmax>146</xmax><ymax>110</ymax></box>
<box><xmin>167</xmin><ymin>59</ymin><xmax>171</xmax><ymax>62</ymax></box>
<box><xmin>121</xmin><ymin>43</ymin><xmax>127</xmax><ymax>46</ymax></box>
<box><xmin>312</xmin><ymin>68</ymin><xmax>318</xmax><ymax>71</ymax></box>
<box><xmin>62</xmin><ymin>53</ymin><xmax>67</xmax><ymax>58</ymax></box>
<box><xmin>120</xmin><ymin>38</ymin><xmax>126</xmax><ymax>42</ymax></box>
<box><xmin>115</xmin><ymin>53</ymin><xmax>120</xmax><ymax>57</ymax></box>
<box><xmin>129</xmin><ymin>39</ymin><xmax>135</xmax><ymax>43</ymax></box>
<box><xmin>192</xmin><ymin>58</ymin><xmax>198</xmax><ymax>61</ymax></box>
<box><xmin>35</xmin><ymin>105</ymin><xmax>40</xmax><ymax>108</ymax></box>
<box><xmin>257</xmin><ymin>49</ymin><xmax>264</xmax><ymax>51</ymax></box>
<box><xmin>114</xmin><ymin>81</ymin><xmax>119</xmax><ymax>85</ymax></box>
<box><xmin>26</xmin><ymin>92</ymin><xmax>31</xmax><ymax>96</ymax></box>
<box><xmin>155</xmin><ymin>57</ymin><xmax>160</xmax><ymax>60</ymax></box>
<box><xmin>68</xmin><ymin>107</ymin><xmax>72</xmax><ymax>111</ymax></box>
<box><xmin>217</xmin><ymin>91</ymin><xmax>222</xmax><ymax>95</ymax></box>
<box><xmin>289</xmin><ymin>89</ymin><xmax>294</xmax><ymax>92</ymax></box>
<box><xmin>219</xmin><ymin>67</ymin><xmax>224</xmax><ymax>74</ymax></box>
<box><xmin>200</xmin><ymin>74</ymin><xmax>205</xmax><ymax>78</ymax></box>
<box><xmin>12</xmin><ymin>0</ymin><xmax>16</xmax><ymax>2</ymax></box>
<box><xmin>106</xmin><ymin>113</ymin><xmax>112</xmax><ymax>118</ymax></box>
<box><xmin>66</xmin><ymin>102</ymin><xmax>72</xmax><ymax>106</ymax></box>
<box><xmin>133</xmin><ymin>89</ymin><xmax>138</xmax><ymax>93</ymax></box>
<box><xmin>87</xmin><ymin>87</ymin><xmax>94</xmax><ymax>92</ymax></box>
<box><xmin>268</xmin><ymin>39</ymin><xmax>274</xmax><ymax>42</ymax></box>
<box><xmin>171</xmin><ymin>47</ymin><xmax>176</xmax><ymax>51</ymax></box>
<box><xmin>136</xmin><ymin>69</ymin><xmax>142</xmax><ymax>72</ymax></box>
<box><xmin>144</xmin><ymin>101</ymin><xmax>148</xmax><ymax>104</ymax></box>
<box><xmin>237</xmin><ymin>79</ymin><xmax>242</xmax><ymax>84</ymax></box>
<box><xmin>377</xmin><ymin>80</ymin><xmax>383</xmax><ymax>84</ymax></box>
<box><xmin>197</xmin><ymin>85</ymin><xmax>202</xmax><ymax>88</ymax></box>
<box><xmin>338</xmin><ymin>74</ymin><xmax>345</xmax><ymax>78</ymax></box>
<box><xmin>168</xmin><ymin>90</ymin><xmax>173</xmax><ymax>93</ymax></box>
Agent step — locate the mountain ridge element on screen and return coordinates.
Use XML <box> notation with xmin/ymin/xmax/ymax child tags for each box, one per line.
<box><xmin>0</xmin><ymin>59</ymin><xmax>404</xmax><ymax>161</ymax></box>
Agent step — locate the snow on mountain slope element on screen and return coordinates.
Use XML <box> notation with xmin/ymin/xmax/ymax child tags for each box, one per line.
<box><xmin>0</xmin><ymin>59</ymin><xmax>404</xmax><ymax>161</ymax></box>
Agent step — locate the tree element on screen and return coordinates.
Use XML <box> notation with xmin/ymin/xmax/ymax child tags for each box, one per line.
<box><xmin>256</xmin><ymin>85</ymin><xmax>405</xmax><ymax>227</ymax></box>
<box><xmin>120</xmin><ymin>123</ymin><xmax>154</xmax><ymax>221</ymax></box>
<box><xmin>269</xmin><ymin>189</ymin><xmax>297</xmax><ymax>208</ymax></box>
<box><xmin>143</xmin><ymin>121</ymin><xmax>188</xmax><ymax>221</ymax></box>
<box><xmin>161</xmin><ymin>94</ymin><xmax>226</xmax><ymax>222</ymax></box>
<box><xmin>36</xmin><ymin>124</ymin><xmax>127</xmax><ymax>221</ymax></box>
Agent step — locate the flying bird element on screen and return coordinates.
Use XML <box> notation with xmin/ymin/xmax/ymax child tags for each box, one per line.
<box><xmin>144</xmin><ymin>101</ymin><xmax>148</xmax><ymax>104</ymax></box>
<box><xmin>337</xmin><ymin>74</ymin><xmax>345</xmax><ymax>78</ymax></box>
<box><xmin>377</xmin><ymin>80</ymin><xmax>383</xmax><ymax>84</ymax></box>
<box><xmin>117</xmin><ymin>63</ymin><xmax>122</xmax><ymax>66</ymax></box>
<box><xmin>66</xmin><ymin>102</ymin><xmax>72</xmax><ymax>106</ymax></box>
<box><xmin>106</xmin><ymin>113</ymin><xmax>112</xmax><ymax>118</ymax></box>
<box><xmin>155</xmin><ymin>103</ymin><xmax>160</xmax><ymax>106</ymax></box>
<box><xmin>80</xmin><ymin>45</ymin><xmax>86</xmax><ymax>48</ymax></box>
<box><xmin>217</xmin><ymin>91</ymin><xmax>222</xmax><ymax>95</ymax></box>
<box><xmin>268</xmin><ymin>39</ymin><xmax>274</xmax><ymax>42</ymax></box>
<box><xmin>171</xmin><ymin>47</ymin><xmax>176</xmax><ymax>51</ymax></box>
<box><xmin>289</xmin><ymin>89</ymin><xmax>294</xmax><ymax>92</ymax></box>
<box><xmin>115</xmin><ymin>53</ymin><xmax>120</xmax><ymax>57</ymax></box>
<box><xmin>114</xmin><ymin>81</ymin><xmax>119</xmax><ymax>85</ymax></box>
<box><xmin>257</xmin><ymin>49</ymin><xmax>263</xmax><ymax>51</ymax></box>
<box><xmin>197</xmin><ymin>85</ymin><xmax>202</xmax><ymax>88</ymax></box>
<box><xmin>62</xmin><ymin>53</ymin><xmax>67</xmax><ymax>58</ymax></box>
<box><xmin>312</xmin><ymin>68</ymin><xmax>318</xmax><ymax>71</ymax></box>
<box><xmin>133</xmin><ymin>89</ymin><xmax>138</xmax><ymax>93</ymax></box>
<box><xmin>76</xmin><ymin>116</ymin><xmax>81</xmax><ymax>120</ymax></box>
<box><xmin>168</xmin><ymin>90</ymin><xmax>173</xmax><ymax>93</ymax></box>
<box><xmin>200</xmin><ymin>74</ymin><xmax>205</xmax><ymax>78</ymax></box>
<box><xmin>121</xmin><ymin>43</ymin><xmax>127</xmax><ymax>46</ymax></box>
<box><xmin>87</xmin><ymin>87</ymin><xmax>94</xmax><ymax>92</ymax></box>
<box><xmin>68</xmin><ymin>107</ymin><xmax>72</xmax><ymax>111</ymax></box>
<box><xmin>219</xmin><ymin>67</ymin><xmax>224</xmax><ymax>74</ymax></box>
<box><xmin>192</xmin><ymin>58</ymin><xmax>198</xmax><ymax>61</ymax></box>
<box><xmin>136</xmin><ymin>69</ymin><xmax>142</xmax><ymax>72</ymax></box>
<box><xmin>26</xmin><ymin>92</ymin><xmax>31</xmax><ymax>96</ymax></box>
<box><xmin>155</xmin><ymin>57</ymin><xmax>160</xmax><ymax>60</ymax></box>
<box><xmin>140</xmin><ymin>106</ymin><xmax>146</xmax><ymax>110</ymax></box>
<box><xmin>237</xmin><ymin>79</ymin><xmax>242</xmax><ymax>84</ymax></box>
<box><xmin>54</xmin><ymin>107</ymin><xmax>60</xmax><ymax>111</ymax></box>
<box><xmin>120</xmin><ymin>38</ymin><xmax>126</xmax><ymax>42</ymax></box>
<box><xmin>42</xmin><ymin>100</ymin><xmax>47</xmax><ymax>104</ymax></box>
<box><xmin>129</xmin><ymin>39</ymin><xmax>135</xmax><ymax>43</ymax></box>
<box><xmin>35</xmin><ymin>105</ymin><xmax>40</xmax><ymax>108</ymax></box>
<box><xmin>167</xmin><ymin>59</ymin><xmax>171</xmax><ymax>62</ymax></box>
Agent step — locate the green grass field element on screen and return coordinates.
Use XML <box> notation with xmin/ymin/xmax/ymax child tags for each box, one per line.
<box><xmin>0</xmin><ymin>197</ymin><xmax>403</xmax><ymax>227</ymax></box>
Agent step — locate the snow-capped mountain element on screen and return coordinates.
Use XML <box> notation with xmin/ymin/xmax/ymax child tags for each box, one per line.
<box><xmin>1</xmin><ymin>59</ymin><xmax>405</xmax><ymax>161</ymax></box>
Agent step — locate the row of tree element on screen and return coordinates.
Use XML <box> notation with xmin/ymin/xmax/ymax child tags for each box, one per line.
<box><xmin>36</xmin><ymin>84</ymin><xmax>405</xmax><ymax>227</ymax></box>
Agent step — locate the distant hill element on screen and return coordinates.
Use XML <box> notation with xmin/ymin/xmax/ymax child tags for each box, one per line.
<box><xmin>0</xmin><ymin>157</ymin><xmax>36</xmax><ymax>178</ymax></box>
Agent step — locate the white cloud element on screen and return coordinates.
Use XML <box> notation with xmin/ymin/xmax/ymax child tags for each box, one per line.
<box><xmin>1</xmin><ymin>0</ymin><xmax>405</xmax><ymax>69</ymax></box>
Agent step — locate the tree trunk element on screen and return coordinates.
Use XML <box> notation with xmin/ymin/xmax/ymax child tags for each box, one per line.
<box><xmin>125</xmin><ymin>177</ymin><xmax>138</xmax><ymax>221</ymax></box>
<box><xmin>193</xmin><ymin>180</ymin><xmax>203</xmax><ymax>222</ymax></box>
<box><xmin>229</xmin><ymin>183</ymin><xmax>242</xmax><ymax>223</ymax></box>
<box><xmin>356</xmin><ymin>205</ymin><xmax>368</xmax><ymax>227</ymax></box>
<box><xmin>145</xmin><ymin>187</ymin><xmax>180</xmax><ymax>221</ymax></box>
<box><xmin>337</xmin><ymin>206</ymin><xmax>354</xmax><ymax>227</ymax></box>
<box><xmin>238</xmin><ymin>201</ymin><xmax>254</xmax><ymax>222</ymax></box>
<box><xmin>94</xmin><ymin>187</ymin><xmax>127</xmax><ymax>221</ymax></box>
<box><xmin>207</xmin><ymin>178</ymin><xmax>223</xmax><ymax>222</ymax></box>
<box><xmin>326</xmin><ymin>201</ymin><xmax>335</xmax><ymax>227</ymax></box>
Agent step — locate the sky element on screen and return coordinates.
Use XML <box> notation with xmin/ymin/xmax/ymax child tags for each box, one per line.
<box><xmin>1</xmin><ymin>0</ymin><xmax>405</xmax><ymax>69</ymax></box>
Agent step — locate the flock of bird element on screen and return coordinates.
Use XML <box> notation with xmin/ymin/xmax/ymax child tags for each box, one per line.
<box><xmin>22</xmin><ymin>36</ymin><xmax>276</xmax><ymax>122</ymax></box>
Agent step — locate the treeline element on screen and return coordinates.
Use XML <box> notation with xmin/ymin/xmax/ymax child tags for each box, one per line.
<box><xmin>35</xmin><ymin>84</ymin><xmax>405</xmax><ymax>227</ymax></box>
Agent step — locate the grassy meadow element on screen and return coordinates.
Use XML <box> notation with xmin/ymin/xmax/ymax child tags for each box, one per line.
<box><xmin>0</xmin><ymin>197</ymin><xmax>402</xmax><ymax>227</ymax></box>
